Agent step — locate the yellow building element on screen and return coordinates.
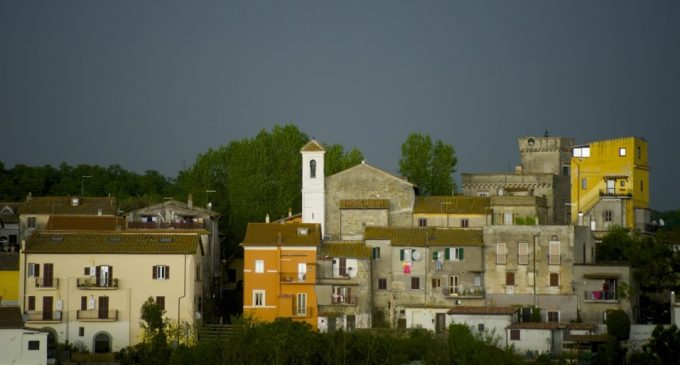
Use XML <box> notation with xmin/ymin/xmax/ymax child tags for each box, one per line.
<box><xmin>570</xmin><ymin>137</ymin><xmax>650</xmax><ymax>232</ymax></box>
<box><xmin>241</xmin><ymin>223</ymin><xmax>320</xmax><ymax>328</ymax></box>
<box><xmin>0</xmin><ymin>253</ymin><xmax>19</xmax><ymax>305</ymax></box>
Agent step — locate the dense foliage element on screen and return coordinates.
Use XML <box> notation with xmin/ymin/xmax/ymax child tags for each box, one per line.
<box><xmin>398</xmin><ymin>133</ymin><xmax>457</xmax><ymax>195</ymax></box>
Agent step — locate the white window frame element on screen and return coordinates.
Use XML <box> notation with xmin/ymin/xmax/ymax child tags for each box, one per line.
<box><xmin>496</xmin><ymin>243</ymin><xmax>507</xmax><ymax>265</ymax></box>
<box><xmin>27</xmin><ymin>216</ymin><xmax>37</xmax><ymax>229</ymax></box>
<box><xmin>296</xmin><ymin>293</ymin><xmax>307</xmax><ymax>316</ymax></box>
<box><xmin>453</xmin><ymin>247</ymin><xmax>464</xmax><ymax>261</ymax></box>
<box><xmin>503</xmin><ymin>213</ymin><xmax>513</xmax><ymax>225</ymax></box>
<box><xmin>549</xmin><ymin>241</ymin><xmax>561</xmax><ymax>265</ymax></box>
<box><xmin>253</xmin><ymin>290</ymin><xmax>265</xmax><ymax>307</ymax></box>
<box><xmin>619</xmin><ymin>147</ymin><xmax>626</xmax><ymax>156</ymax></box>
<box><xmin>547</xmin><ymin>311</ymin><xmax>560</xmax><ymax>323</ymax></box>
<box><xmin>28</xmin><ymin>263</ymin><xmax>38</xmax><ymax>277</ymax></box>
<box><xmin>155</xmin><ymin>265</ymin><xmax>169</xmax><ymax>280</ymax></box>
<box><xmin>518</xmin><ymin>242</ymin><xmax>528</xmax><ymax>265</ymax></box>
<box><xmin>255</xmin><ymin>260</ymin><xmax>264</xmax><ymax>273</ymax></box>
<box><xmin>297</xmin><ymin>262</ymin><xmax>307</xmax><ymax>281</ymax></box>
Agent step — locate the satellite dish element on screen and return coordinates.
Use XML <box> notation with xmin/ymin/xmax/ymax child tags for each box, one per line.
<box><xmin>412</xmin><ymin>250</ymin><xmax>422</xmax><ymax>261</ymax></box>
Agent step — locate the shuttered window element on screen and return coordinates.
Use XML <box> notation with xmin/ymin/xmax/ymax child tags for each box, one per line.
<box><xmin>497</xmin><ymin>243</ymin><xmax>507</xmax><ymax>264</ymax></box>
<box><xmin>518</xmin><ymin>243</ymin><xmax>528</xmax><ymax>265</ymax></box>
<box><xmin>549</xmin><ymin>242</ymin><xmax>561</xmax><ymax>265</ymax></box>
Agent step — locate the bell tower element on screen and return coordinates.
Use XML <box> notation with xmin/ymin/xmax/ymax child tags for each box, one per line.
<box><xmin>301</xmin><ymin>140</ymin><xmax>325</xmax><ymax>235</ymax></box>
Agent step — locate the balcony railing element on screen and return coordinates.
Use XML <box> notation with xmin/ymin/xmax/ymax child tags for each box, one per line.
<box><xmin>585</xmin><ymin>290</ymin><xmax>617</xmax><ymax>302</ymax></box>
<box><xmin>331</xmin><ymin>295</ymin><xmax>357</xmax><ymax>305</ymax></box>
<box><xmin>35</xmin><ymin>277</ymin><xmax>59</xmax><ymax>289</ymax></box>
<box><xmin>128</xmin><ymin>221</ymin><xmax>204</xmax><ymax>229</ymax></box>
<box><xmin>280</xmin><ymin>272</ymin><xmax>309</xmax><ymax>283</ymax></box>
<box><xmin>77</xmin><ymin>277</ymin><xmax>119</xmax><ymax>289</ymax></box>
<box><xmin>77</xmin><ymin>309</ymin><xmax>118</xmax><ymax>321</ymax></box>
<box><xmin>26</xmin><ymin>311</ymin><xmax>62</xmax><ymax>322</ymax></box>
<box><xmin>442</xmin><ymin>286</ymin><xmax>484</xmax><ymax>298</ymax></box>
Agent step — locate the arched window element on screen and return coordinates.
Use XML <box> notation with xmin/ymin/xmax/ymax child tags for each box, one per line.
<box><xmin>310</xmin><ymin>160</ymin><xmax>316</xmax><ymax>179</ymax></box>
<box><xmin>94</xmin><ymin>332</ymin><xmax>111</xmax><ymax>353</ymax></box>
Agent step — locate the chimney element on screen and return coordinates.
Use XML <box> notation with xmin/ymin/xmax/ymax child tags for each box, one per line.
<box><xmin>288</xmin><ymin>208</ymin><xmax>292</xmax><ymax>218</ymax></box>
<box><xmin>188</xmin><ymin>193</ymin><xmax>193</xmax><ymax>209</ymax></box>
<box><xmin>265</xmin><ymin>214</ymin><xmax>270</xmax><ymax>223</ymax></box>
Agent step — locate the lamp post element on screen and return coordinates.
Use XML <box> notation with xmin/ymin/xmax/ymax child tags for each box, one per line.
<box><xmin>81</xmin><ymin>175</ymin><xmax>91</xmax><ymax>196</ymax></box>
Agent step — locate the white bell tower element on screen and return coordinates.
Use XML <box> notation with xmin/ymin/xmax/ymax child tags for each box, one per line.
<box><xmin>301</xmin><ymin>140</ymin><xmax>325</xmax><ymax>235</ymax></box>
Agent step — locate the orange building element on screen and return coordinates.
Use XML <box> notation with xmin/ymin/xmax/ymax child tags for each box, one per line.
<box><xmin>241</xmin><ymin>223</ymin><xmax>320</xmax><ymax>328</ymax></box>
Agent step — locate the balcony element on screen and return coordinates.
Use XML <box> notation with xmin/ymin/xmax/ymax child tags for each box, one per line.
<box><xmin>442</xmin><ymin>286</ymin><xmax>484</xmax><ymax>298</ymax></box>
<box><xmin>128</xmin><ymin>221</ymin><xmax>204</xmax><ymax>229</ymax></box>
<box><xmin>77</xmin><ymin>309</ymin><xmax>118</xmax><ymax>321</ymax></box>
<box><xmin>280</xmin><ymin>272</ymin><xmax>311</xmax><ymax>284</ymax></box>
<box><xmin>26</xmin><ymin>311</ymin><xmax>62</xmax><ymax>323</ymax></box>
<box><xmin>35</xmin><ymin>277</ymin><xmax>59</xmax><ymax>290</ymax></box>
<box><xmin>584</xmin><ymin>290</ymin><xmax>618</xmax><ymax>303</ymax></box>
<box><xmin>331</xmin><ymin>295</ymin><xmax>357</xmax><ymax>305</ymax></box>
<box><xmin>77</xmin><ymin>277</ymin><xmax>119</xmax><ymax>289</ymax></box>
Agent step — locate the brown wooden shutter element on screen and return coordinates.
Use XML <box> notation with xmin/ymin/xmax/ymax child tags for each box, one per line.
<box><xmin>43</xmin><ymin>263</ymin><xmax>53</xmax><ymax>287</ymax></box>
<box><xmin>109</xmin><ymin>266</ymin><xmax>113</xmax><ymax>284</ymax></box>
<box><xmin>98</xmin><ymin>296</ymin><xmax>109</xmax><ymax>319</ymax></box>
<box><xmin>81</xmin><ymin>296</ymin><xmax>87</xmax><ymax>310</ymax></box>
<box><xmin>156</xmin><ymin>296</ymin><xmax>165</xmax><ymax>310</ymax></box>
<box><xmin>43</xmin><ymin>296</ymin><xmax>53</xmax><ymax>320</ymax></box>
<box><xmin>35</xmin><ymin>264</ymin><xmax>40</xmax><ymax>277</ymax></box>
<box><xmin>84</xmin><ymin>267</ymin><xmax>90</xmax><ymax>275</ymax></box>
<box><xmin>96</xmin><ymin>266</ymin><xmax>101</xmax><ymax>286</ymax></box>
<box><xmin>166</xmin><ymin>266</ymin><xmax>169</xmax><ymax>279</ymax></box>
<box><xmin>152</xmin><ymin>266</ymin><xmax>157</xmax><ymax>279</ymax></box>
<box><xmin>28</xmin><ymin>296</ymin><xmax>35</xmax><ymax>311</ymax></box>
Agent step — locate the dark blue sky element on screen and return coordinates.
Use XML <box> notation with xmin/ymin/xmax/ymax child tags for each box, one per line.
<box><xmin>2</xmin><ymin>1</ymin><xmax>679</xmax><ymax>209</ymax></box>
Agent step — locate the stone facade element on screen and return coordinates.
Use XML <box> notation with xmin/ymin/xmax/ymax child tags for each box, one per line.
<box><xmin>573</xmin><ymin>264</ymin><xmax>635</xmax><ymax>323</ymax></box>
<box><xmin>490</xmin><ymin>196</ymin><xmax>548</xmax><ymax>226</ymax></box>
<box><xmin>325</xmin><ymin>163</ymin><xmax>415</xmax><ymax>241</ymax></box>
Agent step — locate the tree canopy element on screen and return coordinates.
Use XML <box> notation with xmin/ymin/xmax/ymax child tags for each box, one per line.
<box><xmin>398</xmin><ymin>133</ymin><xmax>457</xmax><ymax>195</ymax></box>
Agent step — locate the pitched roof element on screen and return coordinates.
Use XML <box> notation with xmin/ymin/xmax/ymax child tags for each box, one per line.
<box><xmin>46</xmin><ymin>216</ymin><xmax>126</xmax><ymax>231</ymax></box>
<box><xmin>319</xmin><ymin>242</ymin><xmax>372</xmax><ymax>259</ymax></box>
<box><xmin>508</xmin><ymin>322</ymin><xmax>596</xmax><ymax>330</ymax></box>
<box><xmin>300</xmin><ymin>140</ymin><xmax>325</xmax><ymax>152</ymax></box>
<box><xmin>25</xmin><ymin>231</ymin><xmax>200</xmax><ymax>254</ymax></box>
<box><xmin>19</xmin><ymin>196</ymin><xmax>117</xmax><ymax>215</ymax></box>
<box><xmin>414</xmin><ymin>196</ymin><xmax>490</xmax><ymax>214</ymax></box>
<box><xmin>130</xmin><ymin>200</ymin><xmax>220</xmax><ymax>217</ymax></box>
<box><xmin>0</xmin><ymin>307</ymin><xmax>24</xmax><ymax>329</ymax></box>
<box><xmin>447</xmin><ymin>306</ymin><xmax>517</xmax><ymax>315</ymax></box>
<box><xmin>0</xmin><ymin>253</ymin><xmax>19</xmax><ymax>270</ymax></box>
<box><xmin>329</xmin><ymin>162</ymin><xmax>415</xmax><ymax>187</ymax></box>
<box><xmin>241</xmin><ymin>223</ymin><xmax>321</xmax><ymax>246</ymax></box>
<box><xmin>364</xmin><ymin>227</ymin><xmax>483</xmax><ymax>247</ymax></box>
<box><xmin>339</xmin><ymin>199</ymin><xmax>390</xmax><ymax>209</ymax></box>
<box><xmin>490</xmin><ymin>196</ymin><xmax>547</xmax><ymax>207</ymax></box>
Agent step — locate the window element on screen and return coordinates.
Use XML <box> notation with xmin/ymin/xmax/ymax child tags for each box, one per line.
<box><xmin>28</xmin><ymin>296</ymin><xmax>35</xmax><ymax>311</ymax></box>
<box><xmin>432</xmin><ymin>278</ymin><xmax>441</xmax><ymax>289</ymax></box>
<box><xmin>296</xmin><ymin>293</ymin><xmax>307</xmax><ymax>316</ymax></box>
<box><xmin>581</xmin><ymin>178</ymin><xmax>587</xmax><ymax>190</ymax></box>
<box><xmin>637</xmin><ymin>146</ymin><xmax>641</xmax><ymax>159</ymax></box>
<box><xmin>445</xmin><ymin>247</ymin><xmax>464</xmax><ymax>261</ymax></box>
<box><xmin>620</xmin><ymin>180</ymin><xmax>625</xmax><ymax>187</ymax></box>
<box><xmin>573</xmin><ymin>147</ymin><xmax>590</xmax><ymax>157</ymax></box>
<box><xmin>195</xmin><ymin>264</ymin><xmax>201</xmax><ymax>281</ymax></box>
<box><xmin>27</xmin><ymin>216</ymin><xmax>37</xmax><ymax>228</ymax></box>
<box><xmin>549</xmin><ymin>241</ymin><xmax>561</xmax><ymax>265</ymax></box>
<box><xmin>253</xmin><ymin>290</ymin><xmax>265</xmax><ymax>307</ymax></box>
<box><xmin>604</xmin><ymin>210</ymin><xmax>613</xmax><ymax>222</ymax></box>
<box><xmin>411</xmin><ymin>277</ymin><xmax>420</xmax><ymax>290</ymax></box>
<box><xmin>506</xmin><ymin>272</ymin><xmax>515</xmax><ymax>286</ymax></box>
<box><xmin>80</xmin><ymin>296</ymin><xmax>87</xmax><ymax>310</ymax></box>
<box><xmin>478</xmin><ymin>192</ymin><xmax>489</xmax><ymax>197</ymax></box>
<box><xmin>378</xmin><ymin>278</ymin><xmax>387</xmax><ymax>290</ymax></box>
<box><xmin>518</xmin><ymin>243</ymin><xmax>528</xmax><ymax>265</ymax></box>
<box><xmin>310</xmin><ymin>160</ymin><xmax>316</xmax><ymax>178</ymax></box>
<box><xmin>197</xmin><ymin>296</ymin><xmax>202</xmax><ymax>312</ymax></box>
<box><xmin>418</xmin><ymin>218</ymin><xmax>427</xmax><ymax>227</ymax></box>
<box><xmin>510</xmin><ymin>329</ymin><xmax>520</xmax><ymax>340</ymax></box>
<box><xmin>298</xmin><ymin>262</ymin><xmax>307</xmax><ymax>281</ymax></box>
<box><xmin>79</xmin><ymin>327</ymin><xmax>85</xmax><ymax>337</ymax></box>
<box><xmin>28</xmin><ymin>340</ymin><xmax>40</xmax><ymax>350</ymax></box>
<box><xmin>255</xmin><ymin>260</ymin><xmax>264</xmax><ymax>273</ymax></box>
<box><xmin>156</xmin><ymin>296</ymin><xmax>165</xmax><ymax>310</ymax></box>
<box><xmin>372</xmin><ymin>247</ymin><xmax>380</xmax><ymax>260</ymax></box>
<box><xmin>550</xmin><ymin>273</ymin><xmax>559</xmax><ymax>287</ymax></box>
<box><xmin>619</xmin><ymin>147</ymin><xmax>626</xmax><ymax>156</ymax></box>
<box><xmin>399</xmin><ymin>249</ymin><xmax>412</xmax><ymax>262</ymax></box>
<box><xmin>461</xmin><ymin>219</ymin><xmax>469</xmax><ymax>228</ymax></box>
<box><xmin>562</xmin><ymin>165</ymin><xmax>570</xmax><ymax>176</ymax></box>
<box><xmin>448</xmin><ymin>275</ymin><xmax>459</xmax><ymax>295</ymax></box>
<box><xmin>478</xmin><ymin>324</ymin><xmax>485</xmax><ymax>332</ymax></box>
<box><xmin>496</xmin><ymin>243</ymin><xmax>507</xmax><ymax>265</ymax></box>
<box><xmin>474</xmin><ymin>273</ymin><xmax>482</xmax><ymax>287</ymax></box>
<box><xmin>28</xmin><ymin>263</ymin><xmax>40</xmax><ymax>278</ymax></box>
<box><xmin>548</xmin><ymin>311</ymin><xmax>560</xmax><ymax>323</ymax></box>
<box><xmin>503</xmin><ymin>213</ymin><xmax>513</xmax><ymax>225</ymax></box>
<box><xmin>152</xmin><ymin>265</ymin><xmax>169</xmax><ymax>279</ymax></box>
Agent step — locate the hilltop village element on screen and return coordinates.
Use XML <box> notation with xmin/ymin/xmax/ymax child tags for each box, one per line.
<box><xmin>1</xmin><ymin>134</ymin><xmax>673</xmax><ymax>363</ymax></box>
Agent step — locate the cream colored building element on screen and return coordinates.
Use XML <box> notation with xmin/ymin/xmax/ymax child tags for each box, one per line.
<box><xmin>20</xmin><ymin>230</ymin><xmax>204</xmax><ymax>353</ymax></box>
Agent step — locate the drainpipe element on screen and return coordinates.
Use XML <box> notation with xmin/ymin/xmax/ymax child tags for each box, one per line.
<box><xmin>176</xmin><ymin>254</ymin><xmax>187</xmax><ymax>346</ymax></box>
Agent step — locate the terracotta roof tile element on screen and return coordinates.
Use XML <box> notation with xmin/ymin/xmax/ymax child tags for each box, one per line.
<box><xmin>0</xmin><ymin>307</ymin><xmax>24</xmax><ymax>329</ymax></box>
<box><xmin>319</xmin><ymin>242</ymin><xmax>372</xmax><ymax>259</ymax></box>
<box><xmin>447</xmin><ymin>306</ymin><xmax>518</xmax><ymax>315</ymax></box>
<box><xmin>300</xmin><ymin>140</ymin><xmax>325</xmax><ymax>152</ymax></box>
<box><xmin>339</xmin><ymin>199</ymin><xmax>390</xmax><ymax>209</ymax></box>
<box><xmin>414</xmin><ymin>196</ymin><xmax>490</xmax><ymax>214</ymax></box>
<box><xmin>364</xmin><ymin>227</ymin><xmax>483</xmax><ymax>247</ymax></box>
<box><xmin>25</xmin><ymin>231</ymin><xmax>200</xmax><ymax>254</ymax></box>
<box><xmin>0</xmin><ymin>253</ymin><xmax>19</xmax><ymax>270</ymax></box>
<box><xmin>241</xmin><ymin>223</ymin><xmax>321</xmax><ymax>246</ymax></box>
<box><xmin>46</xmin><ymin>216</ymin><xmax>126</xmax><ymax>231</ymax></box>
<box><xmin>19</xmin><ymin>196</ymin><xmax>117</xmax><ymax>215</ymax></box>
<box><xmin>508</xmin><ymin>322</ymin><xmax>596</xmax><ymax>330</ymax></box>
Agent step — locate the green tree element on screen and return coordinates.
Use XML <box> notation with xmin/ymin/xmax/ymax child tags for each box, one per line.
<box><xmin>398</xmin><ymin>133</ymin><xmax>457</xmax><ymax>195</ymax></box>
<box><xmin>605</xmin><ymin>309</ymin><xmax>630</xmax><ymax>341</ymax></box>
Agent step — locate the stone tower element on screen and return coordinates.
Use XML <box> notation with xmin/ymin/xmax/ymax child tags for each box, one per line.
<box><xmin>301</xmin><ymin>140</ymin><xmax>325</xmax><ymax>235</ymax></box>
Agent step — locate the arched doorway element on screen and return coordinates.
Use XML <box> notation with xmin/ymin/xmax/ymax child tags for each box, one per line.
<box><xmin>93</xmin><ymin>332</ymin><xmax>111</xmax><ymax>353</ymax></box>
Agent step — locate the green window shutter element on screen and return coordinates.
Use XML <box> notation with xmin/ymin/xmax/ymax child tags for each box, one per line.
<box><xmin>445</xmin><ymin>248</ymin><xmax>450</xmax><ymax>260</ymax></box>
<box><xmin>400</xmin><ymin>249</ymin><xmax>404</xmax><ymax>261</ymax></box>
<box><xmin>459</xmin><ymin>248</ymin><xmax>464</xmax><ymax>260</ymax></box>
<box><xmin>432</xmin><ymin>251</ymin><xmax>438</xmax><ymax>260</ymax></box>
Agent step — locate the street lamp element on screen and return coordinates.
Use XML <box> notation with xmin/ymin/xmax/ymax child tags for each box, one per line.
<box><xmin>81</xmin><ymin>175</ymin><xmax>91</xmax><ymax>196</ymax></box>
